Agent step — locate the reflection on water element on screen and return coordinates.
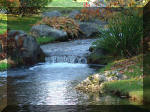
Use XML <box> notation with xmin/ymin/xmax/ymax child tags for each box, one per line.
<box><xmin>7</xmin><ymin>62</ymin><xmax>95</xmax><ymax>105</ymax></box>
<box><xmin>0</xmin><ymin>72</ymin><xmax>7</xmax><ymax>111</ymax></box>
<box><xmin>6</xmin><ymin>62</ymin><xmax>131</xmax><ymax>106</ymax></box>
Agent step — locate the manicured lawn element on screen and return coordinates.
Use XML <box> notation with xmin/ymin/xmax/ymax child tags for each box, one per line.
<box><xmin>48</xmin><ymin>0</ymin><xmax>84</xmax><ymax>7</ymax></box>
<box><xmin>7</xmin><ymin>15</ymin><xmax>42</xmax><ymax>33</ymax></box>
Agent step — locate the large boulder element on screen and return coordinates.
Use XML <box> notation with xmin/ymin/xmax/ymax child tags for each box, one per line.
<box><xmin>78</xmin><ymin>22</ymin><xmax>100</xmax><ymax>38</ymax></box>
<box><xmin>42</xmin><ymin>10</ymin><xmax>62</xmax><ymax>18</ymax></box>
<box><xmin>69</xmin><ymin>10</ymin><xmax>80</xmax><ymax>19</ymax></box>
<box><xmin>8</xmin><ymin>30</ymin><xmax>45</xmax><ymax>65</ymax></box>
<box><xmin>30</xmin><ymin>24</ymin><xmax>68</xmax><ymax>41</ymax></box>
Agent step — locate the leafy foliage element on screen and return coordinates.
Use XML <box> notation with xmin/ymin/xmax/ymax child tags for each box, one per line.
<box><xmin>0</xmin><ymin>0</ymin><xmax>50</xmax><ymax>15</ymax></box>
<box><xmin>94</xmin><ymin>10</ymin><xmax>143</xmax><ymax>57</ymax></box>
<box><xmin>75</xmin><ymin>8</ymin><xmax>101</xmax><ymax>21</ymax></box>
<box><xmin>143</xmin><ymin>2</ymin><xmax>150</xmax><ymax>52</ymax></box>
<box><xmin>0</xmin><ymin>62</ymin><xmax>10</xmax><ymax>71</ymax></box>
<box><xmin>18</xmin><ymin>0</ymin><xmax>49</xmax><ymax>15</ymax></box>
<box><xmin>36</xmin><ymin>17</ymin><xmax>81</xmax><ymax>38</ymax></box>
<box><xmin>75</xmin><ymin>8</ymin><xmax>119</xmax><ymax>22</ymax></box>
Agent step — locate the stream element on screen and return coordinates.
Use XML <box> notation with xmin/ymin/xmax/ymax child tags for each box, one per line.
<box><xmin>0</xmin><ymin>39</ymin><xmax>134</xmax><ymax>111</ymax></box>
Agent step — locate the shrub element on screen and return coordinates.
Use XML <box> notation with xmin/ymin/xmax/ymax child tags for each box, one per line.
<box><xmin>94</xmin><ymin>11</ymin><xmax>143</xmax><ymax>57</ymax></box>
<box><xmin>1</xmin><ymin>0</ymin><xmax>50</xmax><ymax>15</ymax></box>
<box><xmin>75</xmin><ymin>8</ymin><xmax>117</xmax><ymax>22</ymax></box>
<box><xmin>36</xmin><ymin>17</ymin><xmax>81</xmax><ymax>38</ymax></box>
<box><xmin>75</xmin><ymin>8</ymin><xmax>101</xmax><ymax>21</ymax></box>
<box><xmin>18</xmin><ymin>0</ymin><xmax>50</xmax><ymax>15</ymax></box>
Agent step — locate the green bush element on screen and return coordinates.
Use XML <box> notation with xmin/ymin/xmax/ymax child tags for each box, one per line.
<box><xmin>1</xmin><ymin>0</ymin><xmax>50</xmax><ymax>15</ymax></box>
<box><xmin>0</xmin><ymin>63</ymin><xmax>10</xmax><ymax>71</ymax></box>
<box><xmin>19</xmin><ymin>0</ymin><xmax>50</xmax><ymax>14</ymax></box>
<box><xmin>94</xmin><ymin>11</ymin><xmax>143</xmax><ymax>57</ymax></box>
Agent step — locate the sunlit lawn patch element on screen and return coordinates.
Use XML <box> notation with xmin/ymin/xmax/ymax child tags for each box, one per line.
<box><xmin>48</xmin><ymin>0</ymin><xmax>83</xmax><ymax>7</ymax></box>
<box><xmin>7</xmin><ymin>15</ymin><xmax>42</xmax><ymax>33</ymax></box>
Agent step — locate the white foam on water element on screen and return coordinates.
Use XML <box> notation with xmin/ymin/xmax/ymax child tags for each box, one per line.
<box><xmin>0</xmin><ymin>71</ymin><xmax>7</xmax><ymax>77</ymax></box>
<box><xmin>29</xmin><ymin>62</ymin><xmax>88</xmax><ymax>70</ymax></box>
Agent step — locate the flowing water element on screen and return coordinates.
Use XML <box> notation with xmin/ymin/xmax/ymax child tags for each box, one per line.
<box><xmin>0</xmin><ymin>39</ymin><xmax>134</xmax><ymax>111</ymax></box>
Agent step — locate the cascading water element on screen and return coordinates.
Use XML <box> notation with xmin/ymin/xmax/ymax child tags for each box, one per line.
<box><xmin>46</xmin><ymin>55</ymin><xmax>87</xmax><ymax>64</ymax></box>
<box><xmin>41</xmin><ymin>39</ymin><xmax>96</xmax><ymax>64</ymax></box>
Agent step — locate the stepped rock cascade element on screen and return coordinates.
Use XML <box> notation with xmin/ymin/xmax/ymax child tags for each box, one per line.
<box><xmin>41</xmin><ymin>39</ymin><xmax>96</xmax><ymax>64</ymax></box>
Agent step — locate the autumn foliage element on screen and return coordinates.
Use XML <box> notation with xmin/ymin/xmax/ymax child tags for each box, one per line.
<box><xmin>75</xmin><ymin>8</ymin><xmax>115</xmax><ymax>21</ymax></box>
<box><xmin>36</xmin><ymin>17</ymin><xmax>82</xmax><ymax>38</ymax></box>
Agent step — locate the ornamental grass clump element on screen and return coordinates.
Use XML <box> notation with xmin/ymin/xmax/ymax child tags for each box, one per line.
<box><xmin>36</xmin><ymin>17</ymin><xmax>81</xmax><ymax>39</ymax></box>
<box><xmin>94</xmin><ymin>11</ymin><xmax>143</xmax><ymax>57</ymax></box>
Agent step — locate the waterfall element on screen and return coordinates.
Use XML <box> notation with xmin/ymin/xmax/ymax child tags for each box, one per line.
<box><xmin>45</xmin><ymin>55</ymin><xmax>87</xmax><ymax>64</ymax></box>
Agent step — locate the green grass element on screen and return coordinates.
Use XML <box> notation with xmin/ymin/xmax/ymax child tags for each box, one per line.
<box><xmin>97</xmin><ymin>55</ymin><xmax>143</xmax><ymax>103</ymax></box>
<box><xmin>94</xmin><ymin>11</ymin><xmax>143</xmax><ymax>57</ymax></box>
<box><xmin>7</xmin><ymin>15</ymin><xmax>42</xmax><ymax>33</ymax></box>
<box><xmin>36</xmin><ymin>37</ymin><xmax>55</xmax><ymax>45</ymax></box>
<box><xmin>98</xmin><ymin>62</ymin><xmax>114</xmax><ymax>73</ymax></box>
<box><xmin>103</xmin><ymin>79</ymin><xmax>143</xmax><ymax>94</ymax></box>
<box><xmin>7</xmin><ymin>7</ymin><xmax>82</xmax><ymax>33</ymax></box>
<box><xmin>103</xmin><ymin>79</ymin><xmax>143</xmax><ymax>103</ymax></box>
<box><xmin>0</xmin><ymin>63</ymin><xmax>11</xmax><ymax>71</ymax></box>
<box><xmin>48</xmin><ymin>0</ymin><xmax>84</xmax><ymax>7</ymax></box>
<box><xmin>0</xmin><ymin>14</ymin><xmax>7</xmax><ymax>34</ymax></box>
<box><xmin>124</xmin><ymin>64</ymin><xmax>143</xmax><ymax>78</ymax></box>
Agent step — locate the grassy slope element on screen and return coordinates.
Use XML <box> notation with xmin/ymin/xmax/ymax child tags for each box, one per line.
<box><xmin>100</xmin><ymin>55</ymin><xmax>143</xmax><ymax>103</ymax></box>
<box><xmin>48</xmin><ymin>0</ymin><xmax>84</xmax><ymax>7</ymax></box>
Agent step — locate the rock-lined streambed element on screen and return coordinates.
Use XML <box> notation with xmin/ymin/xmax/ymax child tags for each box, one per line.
<box><xmin>0</xmin><ymin>39</ymin><xmax>133</xmax><ymax>111</ymax></box>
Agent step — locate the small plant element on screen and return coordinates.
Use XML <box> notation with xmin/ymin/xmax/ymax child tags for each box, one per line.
<box><xmin>94</xmin><ymin>11</ymin><xmax>143</xmax><ymax>57</ymax></box>
<box><xmin>36</xmin><ymin>36</ymin><xmax>55</xmax><ymax>45</ymax></box>
<box><xmin>0</xmin><ymin>62</ymin><xmax>10</xmax><ymax>71</ymax></box>
<box><xmin>36</xmin><ymin>17</ymin><xmax>81</xmax><ymax>38</ymax></box>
